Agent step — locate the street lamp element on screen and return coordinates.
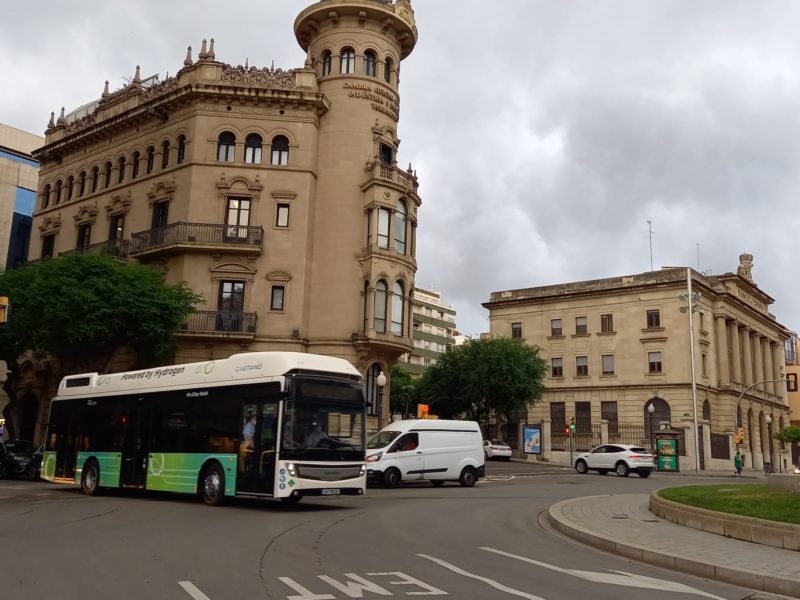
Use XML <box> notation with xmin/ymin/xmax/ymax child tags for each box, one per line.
<box><xmin>678</xmin><ymin>268</ymin><xmax>701</xmax><ymax>471</ymax></box>
<box><xmin>765</xmin><ymin>414</ymin><xmax>774</xmax><ymax>473</ymax></box>
<box><xmin>376</xmin><ymin>370</ymin><xmax>387</xmax><ymax>424</ymax></box>
<box><xmin>647</xmin><ymin>403</ymin><xmax>656</xmax><ymax>455</ymax></box>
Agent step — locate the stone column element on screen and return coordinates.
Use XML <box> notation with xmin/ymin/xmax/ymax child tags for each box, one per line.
<box><xmin>740</xmin><ymin>326</ymin><xmax>753</xmax><ymax>387</ymax></box>
<box><xmin>600</xmin><ymin>419</ymin><xmax>609</xmax><ymax>444</ymax></box>
<box><xmin>729</xmin><ymin>321</ymin><xmax>742</xmax><ymax>384</ymax></box>
<box><xmin>753</xmin><ymin>334</ymin><xmax>765</xmax><ymax>393</ymax></box>
<box><xmin>541</xmin><ymin>418</ymin><xmax>552</xmax><ymax>462</ymax></box>
<box><xmin>762</xmin><ymin>338</ymin><xmax>774</xmax><ymax>396</ymax></box>
<box><xmin>772</xmin><ymin>342</ymin><xmax>785</xmax><ymax>401</ymax></box>
<box><xmin>680</xmin><ymin>416</ymin><xmax>698</xmax><ymax>472</ymax></box>
<box><xmin>714</xmin><ymin>315</ymin><xmax>730</xmax><ymax>386</ymax></box>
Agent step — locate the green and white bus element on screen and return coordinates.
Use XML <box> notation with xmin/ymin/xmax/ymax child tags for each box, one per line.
<box><xmin>41</xmin><ymin>352</ymin><xmax>367</xmax><ymax>505</ymax></box>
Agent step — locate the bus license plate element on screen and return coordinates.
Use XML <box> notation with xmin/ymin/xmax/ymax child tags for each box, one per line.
<box><xmin>321</xmin><ymin>488</ymin><xmax>340</xmax><ymax>496</ymax></box>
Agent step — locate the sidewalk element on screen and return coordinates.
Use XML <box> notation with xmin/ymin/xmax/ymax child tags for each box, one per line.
<box><xmin>547</xmin><ymin>493</ymin><xmax>800</xmax><ymax>598</ymax></box>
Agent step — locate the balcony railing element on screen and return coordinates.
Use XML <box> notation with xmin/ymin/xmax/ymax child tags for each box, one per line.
<box><xmin>365</xmin><ymin>162</ymin><xmax>419</xmax><ymax>192</ymax></box>
<box><xmin>60</xmin><ymin>239</ymin><xmax>130</xmax><ymax>259</ymax></box>
<box><xmin>129</xmin><ymin>222</ymin><xmax>263</xmax><ymax>256</ymax></box>
<box><xmin>180</xmin><ymin>310</ymin><xmax>257</xmax><ymax>336</ymax></box>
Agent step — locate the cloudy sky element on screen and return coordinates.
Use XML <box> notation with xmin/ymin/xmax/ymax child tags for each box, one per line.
<box><xmin>3</xmin><ymin>1</ymin><xmax>800</xmax><ymax>336</ymax></box>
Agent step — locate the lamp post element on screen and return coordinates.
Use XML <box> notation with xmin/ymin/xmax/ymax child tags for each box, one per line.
<box><xmin>678</xmin><ymin>268</ymin><xmax>701</xmax><ymax>471</ymax></box>
<box><xmin>376</xmin><ymin>370</ymin><xmax>387</xmax><ymax>426</ymax></box>
<box><xmin>765</xmin><ymin>414</ymin><xmax>774</xmax><ymax>473</ymax></box>
<box><xmin>647</xmin><ymin>403</ymin><xmax>656</xmax><ymax>456</ymax></box>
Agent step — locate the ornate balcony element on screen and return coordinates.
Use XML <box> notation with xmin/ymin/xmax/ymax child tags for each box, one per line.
<box><xmin>60</xmin><ymin>239</ymin><xmax>130</xmax><ymax>260</ymax></box>
<box><xmin>178</xmin><ymin>310</ymin><xmax>257</xmax><ymax>339</ymax></box>
<box><xmin>129</xmin><ymin>222</ymin><xmax>263</xmax><ymax>258</ymax></box>
<box><xmin>362</xmin><ymin>161</ymin><xmax>419</xmax><ymax>195</ymax></box>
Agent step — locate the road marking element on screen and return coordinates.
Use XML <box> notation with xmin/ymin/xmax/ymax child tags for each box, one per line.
<box><xmin>318</xmin><ymin>574</ymin><xmax>392</xmax><ymax>597</ymax></box>
<box><xmin>417</xmin><ymin>554</ymin><xmax>547</xmax><ymax>600</ymax></box>
<box><xmin>178</xmin><ymin>581</ymin><xmax>212</xmax><ymax>600</ymax></box>
<box><xmin>278</xmin><ymin>577</ymin><xmax>336</xmax><ymax>599</ymax></box>
<box><xmin>480</xmin><ymin>547</ymin><xmax>726</xmax><ymax>600</ymax></box>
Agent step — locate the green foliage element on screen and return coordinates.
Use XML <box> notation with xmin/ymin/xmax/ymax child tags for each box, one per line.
<box><xmin>774</xmin><ymin>425</ymin><xmax>800</xmax><ymax>445</ymax></box>
<box><xmin>389</xmin><ymin>365</ymin><xmax>418</xmax><ymax>416</ymax></box>
<box><xmin>0</xmin><ymin>254</ymin><xmax>204</xmax><ymax>369</ymax></box>
<box><xmin>417</xmin><ymin>337</ymin><xmax>547</xmax><ymax>423</ymax></box>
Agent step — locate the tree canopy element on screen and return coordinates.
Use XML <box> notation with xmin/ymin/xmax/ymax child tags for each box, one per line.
<box><xmin>417</xmin><ymin>337</ymin><xmax>547</xmax><ymax>425</ymax></box>
<box><xmin>774</xmin><ymin>425</ymin><xmax>800</xmax><ymax>445</ymax></box>
<box><xmin>0</xmin><ymin>254</ymin><xmax>204</xmax><ymax>371</ymax></box>
<box><xmin>389</xmin><ymin>364</ymin><xmax>419</xmax><ymax>417</ymax></box>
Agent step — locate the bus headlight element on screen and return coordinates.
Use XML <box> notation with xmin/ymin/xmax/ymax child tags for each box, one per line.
<box><xmin>286</xmin><ymin>463</ymin><xmax>297</xmax><ymax>477</ymax></box>
<box><xmin>366</xmin><ymin>453</ymin><xmax>381</xmax><ymax>463</ymax></box>
<box><xmin>359</xmin><ymin>464</ymin><xmax>366</xmax><ymax>477</ymax></box>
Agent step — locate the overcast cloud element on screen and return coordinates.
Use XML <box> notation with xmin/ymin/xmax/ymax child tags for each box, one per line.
<box><xmin>3</xmin><ymin>1</ymin><xmax>800</xmax><ymax>336</ymax></box>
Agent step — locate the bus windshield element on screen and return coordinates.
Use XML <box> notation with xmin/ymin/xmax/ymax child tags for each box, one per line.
<box><xmin>281</xmin><ymin>380</ymin><xmax>365</xmax><ymax>460</ymax></box>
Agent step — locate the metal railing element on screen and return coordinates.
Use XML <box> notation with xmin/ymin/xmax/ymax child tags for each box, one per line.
<box><xmin>61</xmin><ymin>239</ymin><xmax>130</xmax><ymax>259</ymax></box>
<box><xmin>180</xmin><ymin>310</ymin><xmax>257</xmax><ymax>334</ymax></box>
<box><xmin>130</xmin><ymin>222</ymin><xmax>263</xmax><ymax>255</ymax></box>
<box><xmin>609</xmin><ymin>424</ymin><xmax>648</xmax><ymax>448</ymax></box>
<box><xmin>366</xmin><ymin>162</ymin><xmax>419</xmax><ymax>191</ymax></box>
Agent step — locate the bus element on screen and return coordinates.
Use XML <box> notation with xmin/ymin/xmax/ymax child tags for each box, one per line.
<box><xmin>41</xmin><ymin>352</ymin><xmax>367</xmax><ymax>505</ymax></box>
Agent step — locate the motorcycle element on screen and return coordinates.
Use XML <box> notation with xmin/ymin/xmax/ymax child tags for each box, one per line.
<box><xmin>0</xmin><ymin>440</ymin><xmax>43</xmax><ymax>480</ymax></box>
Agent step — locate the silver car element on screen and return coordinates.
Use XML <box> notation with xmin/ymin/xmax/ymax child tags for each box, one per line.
<box><xmin>574</xmin><ymin>444</ymin><xmax>654</xmax><ymax>478</ymax></box>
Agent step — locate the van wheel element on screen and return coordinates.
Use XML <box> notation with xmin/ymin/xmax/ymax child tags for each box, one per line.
<box><xmin>201</xmin><ymin>463</ymin><xmax>226</xmax><ymax>506</ymax></box>
<box><xmin>458</xmin><ymin>467</ymin><xmax>476</xmax><ymax>487</ymax></box>
<box><xmin>431</xmin><ymin>480</ymin><xmax>445</xmax><ymax>487</ymax></box>
<box><xmin>81</xmin><ymin>460</ymin><xmax>100</xmax><ymax>496</ymax></box>
<box><xmin>384</xmin><ymin>468</ymin><xmax>401</xmax><ymax>488</ymax></box>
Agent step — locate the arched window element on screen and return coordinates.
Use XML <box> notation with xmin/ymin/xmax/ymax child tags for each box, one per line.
<box><xmin>104</xmin><ymin>162</ymin><xmax>112</xmax><ymax>188</ymax></box>
<box><xmin>161</xmin><ymin>140</ymin><xmax>170</xmax><ymax>169</ymax></box>
<box><xmin>384</xmin><ymin>57</ymin><xmax>393</xmax><ymax>83</ymax></box>
<box><xmin>91</xmin><ymin>167</ymin><xmax>99</xmax><ymax>192</ymax></box>
<box><xmin>244</xmin><ymin>133</ymin><xmax>262</xmax><ymax>164</ymax></box>
<box><xmin>218</xmin><ymin>132</ymin><xmax>236</xmax><ymax>162</ymax></box>
<box><xmin>364</xmin><ymin>50</ymin><xmax>377</xmax><ymax>77</ymax></box>
<box><xmin>322</xmin><ymin>50</ymin><xmax>332</xmax><ymax>76</ymax></box>
<box><xmin>66</xmin><ymin>176</ymin><xmax>74</xmax><ymax>201</ymax></box>
<box><xmin>78</xmin><ymin>171</ymin><xmax>86</xmax><ymax>196</ymax></box>
<box><xmin>365</xmin><ymin>363</ymin><xmax>383</xmax><ymax>417</ymax></box>
<box><xmin>644</xmin><ymin>397</ymin><xmax>671</xmax><ymax>449</ymax></box>
<box><xmin>374</xmin><ymin>280</ymin><xmax>388</xmax><ymax>333</ymax></box>
<box><xmin>271</xmin><ymin>135</ymin><xmax>289</xmax><ymax>165</ymax></box>
<box><xmin>702</xmin><ymin>400</ymin><xmax>711</xmax><ymax>422</ymax></box>
<box><xmin>340</xmin><ymin>47</ymin><xmax>355</xmax><ymax>74</ymax></box>
<box><xmin>42</xmin><ymin>184</ymin><xmax>51</xmax><ymax>209</ymax></box>
<box><xmin>131</xmin><ymin>152</ymin><xmax>140</xmax><ymax>178</ymax></box>
<box><xmin>55</xmin><ymin>180</ymin><xmax>63</xmax><ymax>204</ymax></box>
<box><xmin>177</xmin><ymin>135</ymin><xmax>186</xmax><ymax>164</ymax></box>
<box><xmin>146</xmin><ymin>146</ymin><xmax>155</xmax><ymax>174</ymax></box>
<box><xmin>392</xmin><ymin>281</ymin><xmax>404</xmax><ymax>335</ymax></box>
<box><xmin>117</xmin><ymin>157</ymin><xmax>125</xmax><ymax>183</ymax></box>
<box><xmin>377</xmin><ymin>207</ymin><xmax>390</xmax><ymax>249</ymax></box>
<box><xmin>394</xmin><ymin>199</ymin><xmax>407</xmax><ymax>254</ymax></box>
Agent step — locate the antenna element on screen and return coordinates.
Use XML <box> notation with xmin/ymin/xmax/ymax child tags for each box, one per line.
<box><xmin>696</xmin><ymin>243</ymin><xmax>700</xmax><ymax>271</ymax></box>
<box><xmin>647</xmin><ymin>220</ymin><xmax>654</xmax><ymax>271</ymax></box>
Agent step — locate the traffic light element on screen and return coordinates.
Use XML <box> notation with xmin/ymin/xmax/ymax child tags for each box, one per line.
<box><xmin>564</xmin><ymin>423</ymin><xmax>570</xmax><ymax>436</ymax></box>
<box><xmin>569</xmin><ymin>417</ymin><xmax>576</xmax><ymax>435</ymax></box>
<box><xmin>735</xmin><ymin>427</ymin><xmax>745</xmax><ymax>445</ymax></box>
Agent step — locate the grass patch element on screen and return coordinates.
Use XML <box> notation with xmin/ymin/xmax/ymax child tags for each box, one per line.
<box><xmin>659</xmin><ymin>484</ymin><xmax>800</xmax><ymax>525</ymax></box>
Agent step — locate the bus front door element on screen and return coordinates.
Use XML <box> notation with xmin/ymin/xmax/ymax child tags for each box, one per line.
<box><xmin>121</xmin><ymin>398</ymin><xmax>149</xmax><ymax>488</ymax></box>
<box><xmin>237</xmin><ymin>403</ymin><xmax>278</xmax><ymax>495</ymax></box>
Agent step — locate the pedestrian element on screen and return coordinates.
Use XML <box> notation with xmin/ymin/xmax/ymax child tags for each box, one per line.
<box><xmin>734</xmin><ymin>450</ymin><xmax>743</xmax><ymax>477</ymax></box>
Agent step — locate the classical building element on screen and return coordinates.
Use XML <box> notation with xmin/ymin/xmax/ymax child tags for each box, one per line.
<box><xmin>484</xmin><ymin>255</ymin><xmax>793</xmax><ymax>473</ymax></box>
<box><xmin>784</xmin><ymin>333</ymin><xmax>800</xmax><ymax>465</ymax></box>
<box><xmin>396</xmin><ymin>287</ymin><xmax>457</xmax><ymax>376</ymax></box>
<box><xmin>23</xmin><ymin>0</ymin><xmax>421</xmax><ymax>442</ymax></box>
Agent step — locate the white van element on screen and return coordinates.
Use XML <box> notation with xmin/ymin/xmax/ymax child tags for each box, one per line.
<box><xmin>366</xmin><ymin>419</ymin><xmax>485</xmax><ymax>487</ymax></box>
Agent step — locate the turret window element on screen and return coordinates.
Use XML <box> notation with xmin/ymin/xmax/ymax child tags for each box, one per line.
<box><xmin>392</xmin><ymin>281</ymin><xmax>405</xmax><ymax>335</ymax></box>
<box><xmin>377</xmin><ymin>207</ymin><xmax>390</xmax><ymax>249</ymax></box>
<box><xmin>244</xmin><ymin>134</ymin><xmax>262</xmax><ymax>164</ymax></box>
<box><xmin>364</xmin><ymin>50</ymin><xmax>377</xmax><ymax>77</ymax></box>
<box><xmin>394</xmin><ymin>200</ymin><xmax>407</xmax><ymax>254</ymax></box>
<box><xmin>271</xmin><ymin>135</ymin><xmax>289</xmax><ymax>165</ymax></box>
<box><xmin>104</xmin><ymin>162</ymin><xmax>113</xmax><ymax>188</ymax></box>
<box><xmin>91</xmin><ymin>167</ymin><xmax>99</xmax><ymax>193</ymax></box>
<box><xmin>177</xmin><ymin>135</ymin><xmax>186</xmax><ymax>164</ymax></box>
<box><xmin>374</xmin><ymin>280</ymin><xmax>388</xmax><ymax>333</ymax></box>
<box><xmin>217</xmin><ymin>132</ymin><xmax>236</xmax><ymax>162</ymax></box>
<box><xmin>78</xmin><ymin>172</ymin><xmax>86</xmax><ymax>196</ymax></box>
<box><xmin>384</xmin><ymin>57</ymin><xmax>393</xmax><ymax>83</ymax></box>
<box><xmin>66</xmin><ymin>176</ymin><xmax>74</xmax><ymax>201</ymax></box>
<box><xmin>42</xmin><ymin>184</ymin><xmax>51</xmax><ymax>209</ymax></box>
<box><xmin>340</xmin><ymin>48</ymin><xmax>355</xmax><ymax>74</ymax></box>
<box><xmin>146</xmin><ymin>146</ymin><xmax>155</xmax><ymax>174</ymax></box>
<box><xmin>117</xmin><ymin>157</ymin><xmax>125</xmax><ymax>183</ymax></box>
<box><xmin>322</xmin><ymin>51</ymin><xmax>332</xmax><ymax>76</ymax></box>
<box><xmin>55</xmin><ymin>180</ymin><xmax>63</xmax><ymax>204</ymax></box>
<box><xmin>131</xmin><ymin>152</ymin><xmax>140</xmax><ymax>179</ymax></box>
<box><xmin>161</xmin><ymin>141</ymin><xmax>170</xmax><ymax>169</ymax></box>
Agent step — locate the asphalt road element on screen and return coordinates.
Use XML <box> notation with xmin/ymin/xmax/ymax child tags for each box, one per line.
<box><xmin>0</xmin><ymin>462</ymin><xmax>768</xmax><ymax>600</ymax></box>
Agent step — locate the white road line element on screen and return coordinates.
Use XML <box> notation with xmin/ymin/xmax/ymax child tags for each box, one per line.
<box><xmin>178</xmin><ymin>581</ymin><xmax>212</xmax><ymax>600</ymax></box>
<box><xmin>417</xmin><ymin>554</ymin><xmax>547</xmax><ymax>600</ymax></box>
<box><xmin>32</xmin><ymin>493</ymin><xmax>53</xmax><ymax>496</ymax></box>
<box><xmin>480</xmin><ymin>547</ymin><xmax>726</xmax><ymax>600</ymax></box>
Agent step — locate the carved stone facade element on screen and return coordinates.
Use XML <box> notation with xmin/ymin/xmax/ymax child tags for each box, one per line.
<box><xmin>25</xmin><ymin>0</ymin><xmax>421</xmax><ymax>441</ymax></box>
<box><xmin>484</xmin><ymin>256</ymin><xmax>793</xmax><ymax>473</ymax></box>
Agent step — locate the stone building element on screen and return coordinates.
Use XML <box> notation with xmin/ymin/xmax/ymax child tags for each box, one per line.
<box><xmin>24</xmin><ymin>0</ymin><xmax>421</xmax><ymax>442</ymax></box>
<box><xmin>484</xmin><ymin>255</ymin><xmax>793</xmax><ymax>473</ymax></box>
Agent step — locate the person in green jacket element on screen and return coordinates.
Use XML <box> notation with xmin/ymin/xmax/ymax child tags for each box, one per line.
<box><xmin>734</xmin><ymin>451</ymin><xmax>743</xmax><ymax>476</ymax></box>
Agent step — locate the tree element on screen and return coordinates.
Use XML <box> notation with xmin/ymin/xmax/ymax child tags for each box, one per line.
<box><xmin>417</xmin><ymin>337</ymin><xmax>547</xmax><ymax>428</ymax></box>
<box><xmin>0</xmin><ymin>254</ymin><xmax>204</xmax><ymax>438</ymax></box>
<box><xmin>389</xmin><ymin>365</ymin><xmax>418</xmax><ymax>417</ymax></box>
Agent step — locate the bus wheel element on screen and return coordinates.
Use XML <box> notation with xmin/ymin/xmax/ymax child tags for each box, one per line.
<box><xmin>81</xmin><ymin>460</ymin><xmax>100</xmax><ymax>496</ymax></box>
<box><xmin>201</xmin><ymin>463</ymin><xmax>225</xmax><ymax>506</ymax></box>
<box><xmin>280</xmin><ymin>494</ymin><xmax>302</xmax><ymax>506</ymax></box>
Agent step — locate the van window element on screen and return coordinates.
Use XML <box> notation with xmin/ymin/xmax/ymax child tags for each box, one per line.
<box><xmin>367</xmin><ymin>430</ymin><xmax>400</xmax><ymax>449</ymax></box>
<box><xmin>389</xmin><ymin>433</ymin><xmax>418</xmax><ymax>453</ymax></box>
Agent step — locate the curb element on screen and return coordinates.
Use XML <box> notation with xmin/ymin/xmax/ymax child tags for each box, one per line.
<box><xmin>547</xmin><ymin>497</ymin><xmax>800</xmax><ymax>598</ymax></box>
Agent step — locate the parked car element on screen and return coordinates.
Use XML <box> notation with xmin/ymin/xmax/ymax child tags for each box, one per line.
<box><xmin>0</xmin><ymin>440</ymin><xmax>43</xmax><ymax>480</ymax></box>
<box><xmin>483</xmin><ymin>439</ymin><xmax>512</xmax><ymax>461</ymax></box>
<box><xmin>574</xmin><ymin>444</ymin><xmax>654</xmax><ymax>478</ymax></box>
